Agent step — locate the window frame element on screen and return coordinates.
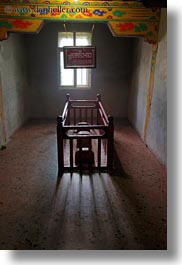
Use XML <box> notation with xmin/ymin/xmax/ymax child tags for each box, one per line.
<box><xmin>57</xmin><ymin>31</ymin><xmax>92</xmax><ymax>90</ymax></box>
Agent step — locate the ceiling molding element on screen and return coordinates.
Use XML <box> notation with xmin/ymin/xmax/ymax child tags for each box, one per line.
<box><xmin>0</xmin><ymin>1</ymin><xmax>161</xmax><ymax>43</ymax></box>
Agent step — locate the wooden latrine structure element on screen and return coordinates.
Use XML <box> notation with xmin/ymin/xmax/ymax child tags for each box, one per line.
<box><xmin>57</xmin><ymin>94</ymin><xmax>114</xmax><ymax>175</ymax></box>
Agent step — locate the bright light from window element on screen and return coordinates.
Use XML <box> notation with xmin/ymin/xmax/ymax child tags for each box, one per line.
<box><xmin>60</xmin><ymin>53</ymin><xmax>74</xmax><ymax>86</ymax></box>
<box><xmin>58</xmin><ymin>32</ymin><xmax>73</xmax><ymax>47</ymax></box>
<box><xmin>58</xmin><ymin>32</ymin><xmax>92</xmax><ymax>88</ymax></box>
<box><xmin>77</xmin><ymin>69</ymin><xmax>88</xmax><ymax>86</ymax></box>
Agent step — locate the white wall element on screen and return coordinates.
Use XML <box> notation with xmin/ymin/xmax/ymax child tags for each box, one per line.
<box><xmin>128</xmin><ymin>9</ymin><xmax>167</xmax><ymax>165</ymax></box>
<box><xmin>0</xmin><ymin>34</ymin><xmax>29</xmax><ymax>147</ymax></box>
<box><xmin>25</xmin><ymin>22</ymin><xmax>135</xmax><ymax>119</ymax></box>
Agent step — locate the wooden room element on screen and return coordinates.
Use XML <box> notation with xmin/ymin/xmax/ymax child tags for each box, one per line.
<box><xmin>0</xmin><ymin>0</ymin><xmax>167</xmax><ymax>250</ymax></box>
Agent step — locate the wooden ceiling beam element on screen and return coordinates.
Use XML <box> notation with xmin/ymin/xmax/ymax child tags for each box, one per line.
<box><xmin>0</xmin><ymin>1</ymin><xmax>162</xmax><ymax>43</ymax></box>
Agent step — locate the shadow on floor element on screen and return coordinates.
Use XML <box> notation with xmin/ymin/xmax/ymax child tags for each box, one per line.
<box><xmin>112</xmin><ymin>147</ymin><xmax>129</xmax><ymax>179</ymax></box>
<box><xmin>0</xmin><ymin>119</ymin><xmax>167</xmax><ymax>251</ymax></box>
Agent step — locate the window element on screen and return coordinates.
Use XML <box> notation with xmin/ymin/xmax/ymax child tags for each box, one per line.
<box><xmin>58</xmin><ymin>32</ymin><xmax>92</xmax><ymax>88</ymax></box>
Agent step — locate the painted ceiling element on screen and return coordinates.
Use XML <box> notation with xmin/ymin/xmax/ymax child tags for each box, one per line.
<box><xmin>0</xmin><ymin>1</ymin><xmax>163</xmax><ymax>43</ymax></box>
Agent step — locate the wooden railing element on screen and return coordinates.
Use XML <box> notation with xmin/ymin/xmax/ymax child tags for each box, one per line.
<box><xmin>57</xmin><ymin>94</ymin><xmax>114</xmax><ymax>176</ymax></box>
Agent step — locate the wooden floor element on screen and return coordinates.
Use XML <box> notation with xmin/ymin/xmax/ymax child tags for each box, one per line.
<box><xmin>0</xmin><ymin>119</ymin><xmax>167</xmax><ymax>250</ymax></box>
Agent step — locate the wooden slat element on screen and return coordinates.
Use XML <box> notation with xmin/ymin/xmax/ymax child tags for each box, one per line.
<box><xmin>74</xmin><ymin>108</ymin><xmax>76</xmax><ymax>125</ymax></box>
<box><xmin>144</xmin><ymin>43</ymin><xmax>158</xmax><ymax>141</ymax></box>
<box><xmin>91</xmin><ymin>108</ymin><xmax>93</xmax><ymax>125</ymax></box>
<box><xmin>85</xmin><ymin>108</ymin><xmax>88</xmax><ymax>122</ymax></box>
<box><xmin>63</xmin><ymin>124</ymin><xmax>107</xmax><ymax>131</ymax></box>
<box><xmin>80</xmin><ymin>108</ymin><xmax>82</xmax><ymax>121</ymax></box>
<box><xmin>70</xmin><ymin>139</ymin><xmax>73</xmax><ymax>169</ymax></box>
<box><xmin>98</xmin><ymin>138</ymin><xmax>101</xmax><ymax>168</ymax></box>
<box><xmin>57</xmin><ymin>116</ymin><xmax>64</xmax><ymax>177</ymax></box>
<box><xmin>0</xmin><ymin>75</ymin><xmax>6</xmax><ymax>146</ymax></box>
<box><xmin>98</xmin><ymin>101</ymin><xmax>109</xmax><ymax>123</ymax></box>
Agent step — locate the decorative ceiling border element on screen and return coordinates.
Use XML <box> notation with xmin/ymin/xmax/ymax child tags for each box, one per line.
<box><xmin>0</xmin><ymin>1</ymin><xmax>161</xmax><ymax>43</ymax></box>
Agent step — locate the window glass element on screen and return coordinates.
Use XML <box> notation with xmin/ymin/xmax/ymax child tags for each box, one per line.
<box><xmin>58</xmin><ymin>32</ymin><xmax>73</xmax><ymax>47</ymax></box>
<box><xmin>58</xmin><ymin>32</ymin><xmax>92</xmax><ymax>88</ymax></box>
<box><xmin>60</xmin><ymin>53</ymin><xmax>74</xmax><ymax>86</ymax></box>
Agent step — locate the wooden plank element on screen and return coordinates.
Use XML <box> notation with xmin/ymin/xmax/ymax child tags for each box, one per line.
<box><xmin>0</xmin><ymin>74</ymin><xmax>7</xmax><ymax>146</ymax></box>
<box><xmin>143</xmin><ymin>43</ymin><xmax>158</xmax><ymax>141</ymax></box>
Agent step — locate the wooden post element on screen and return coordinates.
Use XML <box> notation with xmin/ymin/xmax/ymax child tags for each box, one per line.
<box><xmin>91</xmin><ymin>108</ymin><xmax>93</xmax><ymax>125</ymax></box>
<box><xmin>85</xmin><ymin>108</ymin><xmax>88</xmax><ymax>123</ymax></box>
<box><xmin>98</xmin><ymin>138</ymin><xmax>101</xmax><ymax>169</ymax></box>
<box><xmin>70</xmin><ymin>138</ymin><xmax>73</xmax><ymax>170</ymax></box>
<box><xmin>97</xmin><ymin>94</ymin><xmax>101</xmax><ymax>125</ymax></box>
<box><xmin>73</xmin><ymin>108</ymin><xmax>75</xmax><ymax>125</ymax></box>
<box><xmin>57</xmin><ymin>116</ymin><xmax>64</xmax><ymax>177</ymax></box>
<box><xmin>66</xmin><ymin>94</ymin><xmax>70</xmax><ymax>125</ymax></box>
<box><xmin>97</xmin><ymin>94</ymin><xmax>101</xmax><ymax>102</ymax></box>
<box><xmin>107</xmin><ymin>115</ymin><xmax>114</xmax><ymax>170</ymax></box>
<box><xmin>80</xmin><ymin>108</ymin><xmax>82</xmax><ymax>121</ymax></box>
<box><xmin>143</xmin><ymin>43</ymin><xmax>158</xmax><ymax>141</ymax></box>
<box><xmin>66</xmin><ymin>94</ymin><xmax>70</xmax><ymax>102</ymax></box>
<box><xmin>0</xmin><ymin>75</ymin><xmax>7</xmax><ymax>147</ymax></box>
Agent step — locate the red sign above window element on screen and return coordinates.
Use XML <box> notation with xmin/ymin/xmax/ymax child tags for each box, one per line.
<box><xmin>63</xmin><ymin>46</ymin><xmax>96</xmax><ymax>68</ymax></box>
